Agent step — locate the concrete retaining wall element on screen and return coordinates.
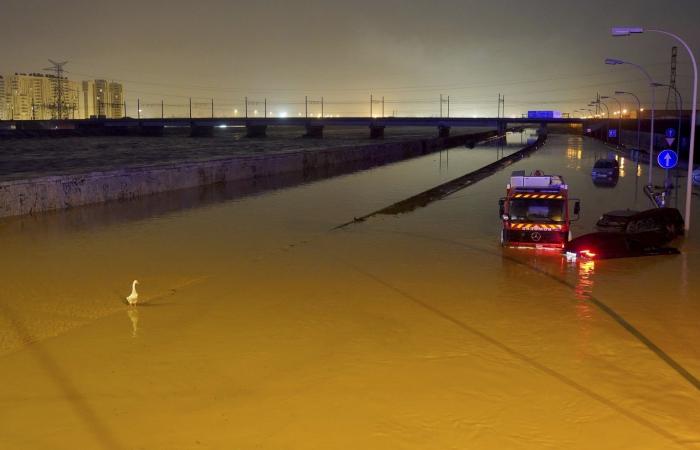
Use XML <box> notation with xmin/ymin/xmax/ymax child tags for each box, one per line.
<box><xmin>0</xmin><ymin>131</ymin><xmax>495</xmax><ymax>218</ymax></box>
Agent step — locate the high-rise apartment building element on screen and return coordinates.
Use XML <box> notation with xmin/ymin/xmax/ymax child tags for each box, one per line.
<box><xmin>2</xmin><ymin>73</ymin><xmax>80</xmax><ymax>120</ymax></box>
<box><xmin>82</xmin><ymin>80</ymin><xmax>124</xmax><ymax>119</ymax></box>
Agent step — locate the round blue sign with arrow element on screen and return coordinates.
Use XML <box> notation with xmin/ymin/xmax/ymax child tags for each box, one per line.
<box><xmin>665</xmin><ymin>128</ymin><xmax>677</xmax><ymax>139</ymax></box>
<box><xmin>657</xmin><ymin>149</ymin><xmax>678</xmax><ymax>169</ymax></box>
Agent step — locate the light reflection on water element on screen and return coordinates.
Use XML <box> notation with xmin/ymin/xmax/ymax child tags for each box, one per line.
<box><xmin>575</xmin><ymin>260</ymin><xmax>596</xmax><ymax>304</ymax></box>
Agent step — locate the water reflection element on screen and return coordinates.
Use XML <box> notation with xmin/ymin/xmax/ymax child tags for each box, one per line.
<box><xmin>574</xmin><ymin>260</ymin><xmax>595</xmax><ymax>303</ymax></box>
<box><xmin>565</xmin><ymin>136</ymin><xmax>584</xmax><ymax>170</ymax></box>
<box><xmin>619</xmin><ymin>156</ymin><xmax>626</xmax><ymax>178</ymax></box>
<box><xmin>127</xmin><ymin>308</ymin><xmax>139</xmax><ymax>338</ymax></box>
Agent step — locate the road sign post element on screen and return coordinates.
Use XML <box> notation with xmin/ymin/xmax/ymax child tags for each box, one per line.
<box><xmin>658</xmin><ymin>148</ymin><xmax>678</xmax><ymax>191</ymax></box>
<box><xmin>656</xmin><ymin>149</ymin><xmax>678</xmax><ymax>206</ymax></box>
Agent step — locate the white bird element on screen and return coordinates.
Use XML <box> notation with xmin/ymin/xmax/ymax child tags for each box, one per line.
<box><xmin>126</xmin><ymin>280</ymin><xmax>139</xmax><ymax>305</ymax></box>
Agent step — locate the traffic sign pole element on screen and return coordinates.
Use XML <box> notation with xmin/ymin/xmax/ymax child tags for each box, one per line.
<box><xmin>657</xmin><ymin>149</ymin><xmax>678</xmax><ymax>203</ymax></box>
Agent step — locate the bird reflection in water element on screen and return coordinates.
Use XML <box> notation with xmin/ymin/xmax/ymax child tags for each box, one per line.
<box><xmin>127</xmin><ymin>308</ymin><xmax>139</xmax><ymax>338</ymax></box>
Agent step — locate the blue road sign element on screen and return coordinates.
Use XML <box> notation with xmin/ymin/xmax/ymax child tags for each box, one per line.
<box><xmin>608</xmin><ymin>128</ymin><xmax>617</xmax><ymax>138</ymax></box>
<box><xmin>665</xmin><ymin>128</ymin><xmax>677</xmax><ymax>139</ymax></box>
<box><xmin>657</xmin><ymin>149</ymin><xmax>678</xmax><ymax>169</ymax></box>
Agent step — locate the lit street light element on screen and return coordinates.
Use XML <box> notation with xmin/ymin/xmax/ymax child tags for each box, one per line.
<box><xmin>615</xmin><ymin>90</ymin><xmax>642</xmax><ymax>151</ymax></box>
<box><xmin>605</xmin><ymin>57</ymin><xmax>657</xmax><ymax>186</ymax></box>
<box><xmin>612</xmin><ymin>26</ymin><xmax>697</xmax><ymax>232</ymax></box>
<box><xmin>574</xmin><ymin>108</ymin><xmax>589</xmax><ymax>118</ymax></box>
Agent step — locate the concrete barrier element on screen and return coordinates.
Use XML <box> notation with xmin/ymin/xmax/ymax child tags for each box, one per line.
<box><xmin>0</xmin><ymin>130</ymin><xmax>497</xmax><ymax>218</ymax></box>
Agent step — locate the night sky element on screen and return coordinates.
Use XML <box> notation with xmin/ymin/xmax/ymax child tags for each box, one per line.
<box><xmin>1</xmin><ymin>0</ymin><xmax>699</xmax><ymax>117</ymax></box>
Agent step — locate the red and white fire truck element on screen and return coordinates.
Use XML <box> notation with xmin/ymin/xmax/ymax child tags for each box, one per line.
<box><xmin>499</xmin><ymin>171</ymin><xmax>580</xmax><ymax>249</ymax></box>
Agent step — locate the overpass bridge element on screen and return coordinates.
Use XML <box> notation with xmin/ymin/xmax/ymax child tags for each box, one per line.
<box><xmin>1</xmin><ymin>116</ymin><xmax>587</xmax><ymax>138</ymax></box>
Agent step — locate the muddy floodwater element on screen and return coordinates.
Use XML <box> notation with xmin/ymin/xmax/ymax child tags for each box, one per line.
<box><xmin>1</xmin><ymin>133</ymin><xmax>699</xmax><ymax>449</ymax></box>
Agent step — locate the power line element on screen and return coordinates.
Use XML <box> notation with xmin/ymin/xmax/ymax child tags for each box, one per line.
<box><xmin>43</xmin><ymin>59</ymin><xmax>70</xmax><ymax>119</ymax></box>
<box><xmin>665</xmin><ymin>46</ymin><xmax>678</xmax><ymax>110</ymax></box>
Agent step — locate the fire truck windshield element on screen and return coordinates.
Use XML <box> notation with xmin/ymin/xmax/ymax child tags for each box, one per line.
<box><xmin>508</xmin><ymin>198</ymin><xmax>565</xmax><ymax>222</ymax></box>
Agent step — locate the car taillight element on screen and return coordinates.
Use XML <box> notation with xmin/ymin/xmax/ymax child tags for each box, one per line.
<box><xmin>580</xmin><ymin>249</ymin><xmax>596</xmax><ymax>259</ymax></box>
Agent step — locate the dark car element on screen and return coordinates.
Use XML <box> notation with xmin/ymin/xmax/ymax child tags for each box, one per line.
<box><xmin>595</xmin><ymin>207</ymin><xmax>684</xmax><ymax>243</ymax></box>
<box><xmin>565</xmin><ymin>232</ymin><xmax>680</xmax><ymax>260</ymax></box>
<box><xmin>595</xmin><ymin>209</ymin><xmax>639</xmax><ymax>231</ymax></box>
<box><xmin>591</xmin><ymin>158</ymin><xmax>619</xmax><ymax>181</ymax></box>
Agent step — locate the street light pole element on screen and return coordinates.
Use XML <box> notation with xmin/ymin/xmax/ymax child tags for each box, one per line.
<box><xmin>615</xmin><ymin>90</ymin><xmax>642</xmax><ymax>151</ymax></box>
<box><xmin>612</xmin><ymin>27</ymin><xmax>697</xmax><ymax>232</ymax></box>
<box><xmin>591</xmin><ymin>101</ymin><xmax>610</xmax><ymax>141</ymax></box>
<box><xmin>605</xmin><ymin>58</ymin><xmax>656</xmax><ymax>185</ymax></box>
<box><xmin>602</xmin><ymin>95</ymin><xmax>623</xmax><ymax>147</ymax></box>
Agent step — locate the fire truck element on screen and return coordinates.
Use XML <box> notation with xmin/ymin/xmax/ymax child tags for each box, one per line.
<box><xmin>498</xmin><ymin>171</ymin><xmax>580</xmax><ymax>249</ymax></box>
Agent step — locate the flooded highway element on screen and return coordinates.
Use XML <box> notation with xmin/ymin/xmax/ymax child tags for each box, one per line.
<box><xmin>1</xmin><ymin>132</ymin><xmax>699</xmax><ymax>449</ymax></box>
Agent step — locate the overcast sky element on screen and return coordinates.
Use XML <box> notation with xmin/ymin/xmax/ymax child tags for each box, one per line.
<box><xmin>1</xmin><ymin>0</ymin><xmax>699</xmax><ymax>117</ymax></box>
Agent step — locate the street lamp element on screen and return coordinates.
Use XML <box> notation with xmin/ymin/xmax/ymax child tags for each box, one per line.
<box><xmin>615</xmin><ymin>90</ymin><xmax>642</xmax><ymax>151</ymax></box>
<box><xmin>574</xmin><ymin>108</ymin><xmax>589</xmax><ymax>118</ymax></box>
<box><xmin>601</xmin><ymin>95</ymin><xmax>622</xmax><ymax>147</ymax></box>
<box><xmin>612</xmin><ymin>26</ymin><xmax>697</xmax><ymax>232</ymax></box>
<box><xmin>605</xmin><ymin>57</ymin><xmax>657</xmax><ymax>185</ymax></box>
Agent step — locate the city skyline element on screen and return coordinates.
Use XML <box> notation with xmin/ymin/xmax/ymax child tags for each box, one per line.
<box><xmin>0</xmin><ymin>72</ymin><xmax>124</xmax><ymax>120</ymax></box>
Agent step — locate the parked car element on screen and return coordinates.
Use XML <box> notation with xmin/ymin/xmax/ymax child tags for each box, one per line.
<box><xmin>693</xmin><ymin>168</ymin><xmax>700</xmax><ymax>185</ymax></box>
<box><xmin>591</xmin><ymin>158</ymin><xmax>619</xmax><ymax>181</ymax></box>
<box><xmin>595</xmin><ymin>207</ymin><xmax>684</xmax><ymax>244</ymax></box>
<box><xmin>565</xmin><ymin>232</ymin><xmax>680</xmax><ymax>260</ymax></box>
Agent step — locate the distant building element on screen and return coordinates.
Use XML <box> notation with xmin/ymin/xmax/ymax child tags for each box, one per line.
<box><xmin>82</xmin><ymin>80</ymin><xmax>124</xmax><ymax>119</ymax></box>
<box><xmin>1</xmin><ymin>72</ymin><xmax>80</xmax><ymax>120</ymax></box>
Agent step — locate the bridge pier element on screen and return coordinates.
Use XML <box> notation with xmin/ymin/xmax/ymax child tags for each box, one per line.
<box><xmin>190</xmin><ymin>124</ymin><xmax>215</xmax><ymax>137</ymax></box>
<box><xmin>246</xmin><ymin>124</ymin><xmax>267</xmax><ymax>138</ymax></box>
<box><xmin>497</xmin><ymin>121</ymin><xmax>507</xmax><ymax>136</ymax></box>
<box><xmin>303</xmin><ymin>124</ymin><xmax>324</xmax><ymax>138</ymax></box>
<box><xmin>438</xmin><ymin>125</ymin><xmax>450</xmax><ymax>138</ymax></box>
<box><xmin>369</xmin><ymin>125</ymin><xmax>385</xmax><ymax>139</ymax></box>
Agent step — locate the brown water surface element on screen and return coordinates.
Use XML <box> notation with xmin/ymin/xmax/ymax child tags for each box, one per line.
<box><xmin>1</xmin><ymin>133</ymin><xmax>698</xmax><ymax>449</ymax></box>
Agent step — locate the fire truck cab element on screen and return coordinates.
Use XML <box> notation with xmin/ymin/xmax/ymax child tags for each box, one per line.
<box><xmin>499</xmin><ymin>171</ymin><xmax>580</xmax><ymax>249</ymax></box>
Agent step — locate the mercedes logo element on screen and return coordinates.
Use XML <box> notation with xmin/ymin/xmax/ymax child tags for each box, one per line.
<box><xmin>530</xmin><ymin>232</ymin><xmax>542</xmax><ymax>242</ymax></box>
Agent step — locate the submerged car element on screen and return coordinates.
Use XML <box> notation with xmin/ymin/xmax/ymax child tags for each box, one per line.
<box><xmin>565</xmin><ymin>232</ymin><xmax>680</xmax><ymax>260</ymax></box>
<box><xmin>595</xmin><ymin>207</ymin><xmax>684</xmax><ymax>243</ymax></box>
<box><xmin>591</xmin><ymin>158</ymin><xmax>620</xmax><ymax>181</ymax></box>
<box><xmin>566</xmin><ymin>207</ymin><xmax>684</xmax><ymax>260</ymax></box>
